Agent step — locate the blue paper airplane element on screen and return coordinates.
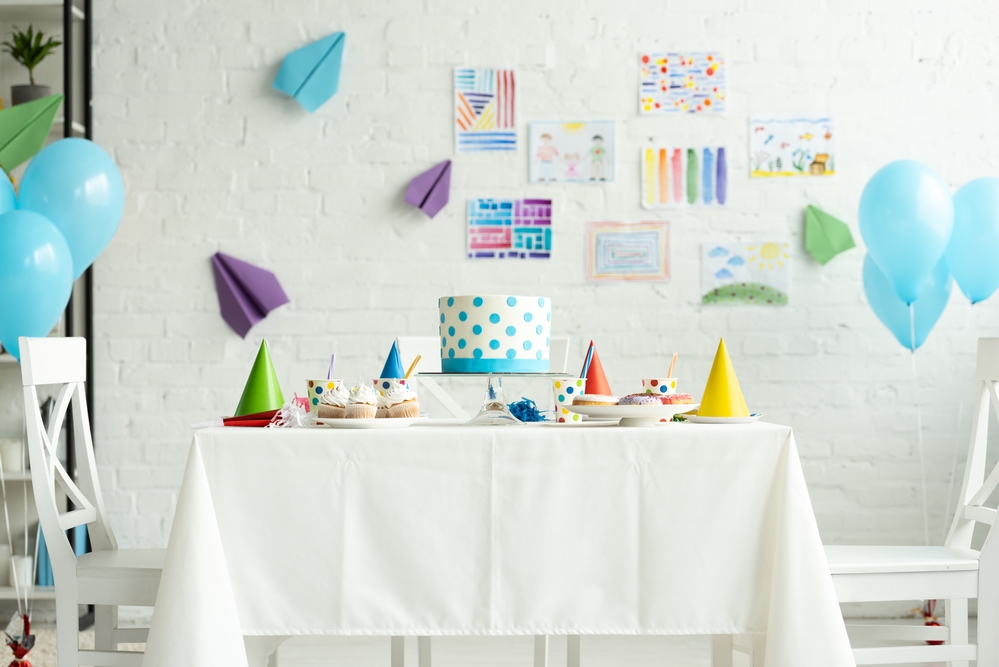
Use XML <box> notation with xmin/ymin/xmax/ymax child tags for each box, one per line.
<box><xmin>273</xmin><ymin>32</ymin><xmax>345</xmax><ymax>113</ymax></box>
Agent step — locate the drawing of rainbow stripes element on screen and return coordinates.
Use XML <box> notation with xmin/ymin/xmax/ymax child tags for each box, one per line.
<box><xmin>467</xmin><ymin>198</ymin><xmax>551</xmax><ymax>259</ymax></box>
<box><xmin>641</xmin><ymin>146</ymin><xmax>727</xmax><ymax>209</ymax></box>
<box><xmin>586</xmin><ymin>221</ymin><xmax>670</xmax><ymax>282</ymax></box>
<box><xmin>454</xmin><ymin>68</ymin><xmax>516</xmax><ymax>153</ymax></box>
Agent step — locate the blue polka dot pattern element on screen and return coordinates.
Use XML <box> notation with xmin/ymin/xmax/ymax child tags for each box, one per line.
<box><xmin>312</xmin><ymin>397</ymin><xmax>319</xmax><ymax>406</ymax></box>
<box><xmin>315</xmin><ymin>386</ymin><xmax>323</xmax><ymax>395</ymax></box>
<box><xmin>659</xmin><ymin>386</ymin><xmax>668</xmax><ymax>393</ymax></box>
<box><xmin>382</xmin><ymin>381</ymin><xmax>391</xmax><ymax>390</ymax></box>
<box><xmin>438</xmin><ymin>296</ymin><xmax>552</xmax><ymax>371</ymax></box>
<box><xmin>566</xmin><ymin>386</ymin><xmax>574</xmax><ymax>394</ymax></box>
<box><xmin>558</xmin><ymin>394</ymin><xmax>565</xmax><ymax>402</ymax></box>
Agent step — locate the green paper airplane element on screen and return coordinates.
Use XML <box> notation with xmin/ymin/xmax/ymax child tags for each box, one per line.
<box><xmin>234</xmin><ymin>339</ymin><xmax>285</xmax><ymax>416</ymax></box>
<box><xmin>805</xmin><ymin>204</ymin><xmax>855</xmax><ymax>265</ymax></box>
<box><xmin>0</xmin><ymin>94</ymin><xmax>63</xmax><ymax>173</ymax></box>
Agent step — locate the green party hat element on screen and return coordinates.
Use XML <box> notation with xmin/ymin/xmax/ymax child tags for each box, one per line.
<box><xmin>234</xmin><ymin>339</ymin><xmax>285</xmax><ymax>416</ymax></box>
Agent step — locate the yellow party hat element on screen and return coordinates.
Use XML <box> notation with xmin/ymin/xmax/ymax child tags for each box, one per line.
<box><xmin>697</xmin><ymin>338</ymin><xmax>750</xmax><ymax>417</ymax></box>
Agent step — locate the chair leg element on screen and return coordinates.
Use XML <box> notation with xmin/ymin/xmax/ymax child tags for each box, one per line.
<box><xmin>56</xmin><ymin>590</ymin><xmax>79</xmax><ymax>667</ymax></box>
<box><xmin>94</xmin><ymin>605</ymin><xmax>115</xmax><ymax>652</ymax></box>
<box><xmin>534</xmin><ymin>635</ymin><xmax>548</xmax><ymax>667</ymax></box>
<box><xmin>417</xmin><ymin>637</ymin><xmax>431</xmax><ymax>667</ymax></box>
<box><xmin>711</xmin><ymin>635</ymin><xmax>733</xmax><ymax>667</ymax></box>
<box><xmin>391</xmin><ymin>637</ymin><xmax>405</xmax><ymax>667</ymax></box>
<box><xmin>567</xmin><ymin>635</ymin><xmax>580</xmax><ymax>667</ymax></box>
<box><xmin>946</xmin><ymin>598</ymin><xmax>970</xmax><ymax>667</ymax></box>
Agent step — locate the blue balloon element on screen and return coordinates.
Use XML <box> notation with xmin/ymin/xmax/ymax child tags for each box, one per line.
<box><xmin>944</xmin><ymin>177</ymin><xmax>999</xmax><ymax>304</ymax></box>
<box><xmin>18</xmin><ymin>138</ymin><xmax>124</xmax><ymax>280</ymax></box>
<box><xmin>0</xmin><ymin>175</ymin><xmax>15</xmax><ymax>215</ymax></box>
<box><xmin>859</xmin><ymin>160</ymin><xmax>953</xmax><ymax>304</ymax></box>
<box><xmin>0</xmin><ymin>210</ymin><xmax>74</xmax><ymax>360</ymax></box>
<box><xmin>863</xmin><ymin>254</ymin><xmax>951</xmax><ymax>351</ymax></box>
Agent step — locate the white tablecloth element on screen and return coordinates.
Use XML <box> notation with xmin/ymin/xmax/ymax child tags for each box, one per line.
<box><xmin>142</xmin><ymin>423</ymin><xmax>853</xmax><ymax>667</ymax></box>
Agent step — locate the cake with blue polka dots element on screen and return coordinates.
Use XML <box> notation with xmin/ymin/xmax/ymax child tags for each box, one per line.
<box><xmin>438</xmin><ymin>295</ymin><xmax>552</xmax><ymax>373</ymax></box>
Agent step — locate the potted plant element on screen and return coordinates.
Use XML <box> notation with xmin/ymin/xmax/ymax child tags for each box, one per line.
<box><xmin>3</xmin><ymin>25</ymin><xmax>61</xmax><ymax>106</ymax></box>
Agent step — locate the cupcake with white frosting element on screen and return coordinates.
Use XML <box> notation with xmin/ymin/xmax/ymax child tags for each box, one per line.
<box><xmin>346</xmin><ymin>384</ymin><xmax>378</xmax><ymax>419</ymax></box>
<box><xmin>384</xmin><ymin>385</ymin><xmax>420</xmax><ymax>418</ymax></box>
<box><xmin>314</xmin><ymin>382</ymin><xmax>349</xmax><ymax>419</ymax></box>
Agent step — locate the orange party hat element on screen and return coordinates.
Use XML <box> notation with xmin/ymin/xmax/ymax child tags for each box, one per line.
<box><xmin>583</xmin><ymin>343</ymin><xmax>613</xmax><ymax>396</ymax></box>
<box><xmin>697</xmin><ymin>338</ymin><xmax>750</xmax><ymax>417</ymax></box>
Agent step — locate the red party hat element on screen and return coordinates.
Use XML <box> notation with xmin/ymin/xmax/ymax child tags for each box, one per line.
<box><xmin>584</xmin><ymin>344</ymin><xmax>613</xmax><ymax>396</ymax></box>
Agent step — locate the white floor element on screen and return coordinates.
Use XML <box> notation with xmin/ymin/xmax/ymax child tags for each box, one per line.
<box><xmin>276</xmin><ymin>620</ymin><xmax>975</xmax><ymax>667</ymax></box>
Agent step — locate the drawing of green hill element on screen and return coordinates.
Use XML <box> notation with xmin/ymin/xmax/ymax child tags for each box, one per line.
<box><xmin>702</xmin><ymin>282</ymin><xmax>788</xmax><ymax>305</ymax></box>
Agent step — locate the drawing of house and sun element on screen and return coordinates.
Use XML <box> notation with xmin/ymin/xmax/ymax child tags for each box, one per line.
<box><xmin>749</xmin><ymin>118</ymin><xmax>835</xmax><ymax>178</ymax></box>
<box><xmin>702</xmin><ymin>241</ymin><xmax>790</xmax><ymax>305</ymax></box>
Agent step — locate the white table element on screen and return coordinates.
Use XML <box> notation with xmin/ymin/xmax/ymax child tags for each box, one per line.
<box><xmin>142</xmin><ymin>422</ymin><xmax>854</xmax><ymax>667</ymax></box>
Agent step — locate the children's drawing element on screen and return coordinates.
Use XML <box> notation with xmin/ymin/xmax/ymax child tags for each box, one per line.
<box><xmin>467</xmin><ymin>198</ymin><xmax>552</xmax><ymax>259</ymax></box>
<box><xmin>639</xmin><ymin>52</ymin><xmax>725</xmax><ymax>114</ymax></box>
<box><xmin>749</xmin><ymin>118</ymin><xmax>835</xmax><ymax>177</ymax></box>
<box><xmin>454</xmin><ymin>68</ymin><xmax>516</xmax><ymax>153</ymax></box>
<box><xmin>587</xmin><ymin>221</ymin><xmax>670</xmax><ymax>282</ymax></box>
<box><xmin>529</xmin><ymin>121</ymin><xmax>615</xmax><ymax>183</ymax></box>
<box><xmin>641</xmin><ymin>146</ymin><xmax>727</xmax><ymax>208</ymax></box>
<box><xmin>702</xmin><ymin>241</ymin><xmax>790</xmax><ymax>305</ymax></box>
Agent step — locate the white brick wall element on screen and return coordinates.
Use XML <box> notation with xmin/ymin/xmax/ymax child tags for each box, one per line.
<box><xmin>81</xmin><ymin>0</ymin><xmax>999</xmax><ymax>553</ymax></box>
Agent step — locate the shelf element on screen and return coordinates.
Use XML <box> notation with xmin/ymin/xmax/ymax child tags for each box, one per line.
<box><xmin>0</xmin><ymin>0</ymin><xmax>84</xmax><ymax>22</ymax></box>
<box><xmin>0</xmin><ymin>471</ymin><xmax>31</xmax><ymax>482</ymax></box>
<box><xmin>53</xmin><ymin>116</ymin><xmax>86</xmax><ymax>136</ymax></box>
<box><xmin>0</xmin><ymin>585</ymin><xmax>54</xmax><ymax>600</ymax></box>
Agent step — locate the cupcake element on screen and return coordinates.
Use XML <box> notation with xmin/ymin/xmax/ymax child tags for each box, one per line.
<box><xmin>572</xmin><ymin>394</ymin><xmax>619</xmax><ymax>406</ymax></box>
<box><xmin>619</xmin><ymin>393</ymin><xmax>660</xmax><ymax>406</ymax></box>
<box><xmin>375</xmin><ymin>391</ymin><xmax>392</xmax><ymax>418</ymax></box>
<box><xmin>384</xmin><ymin>385</ymin><xmax>420</xmax><ymax>418</ymax></box>
<box><xmin>346</xmin><ymin>384</ymin><xmax>378</xmax><ymax>419</ymax></box>
<box><xmin>315</xmin><ymin>382</ymin><xmax>349</xmax><ymax>419</ymax></box>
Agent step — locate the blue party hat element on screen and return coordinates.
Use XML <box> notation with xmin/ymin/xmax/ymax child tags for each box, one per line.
<box><xmin>379</xmin><ymin>341</ymin><xmax>405</xmax><ymax>378</ymax></box>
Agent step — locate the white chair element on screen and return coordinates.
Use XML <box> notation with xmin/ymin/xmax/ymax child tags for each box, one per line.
<box><xmin>20</xmin><ymin>336</ymin><xmax>164</xmax><ymax>667</ymax></box>
<box><xmin>821</xmin><ymin>336</ymin><xmax>999</xmax><ymax>666</ymax></box>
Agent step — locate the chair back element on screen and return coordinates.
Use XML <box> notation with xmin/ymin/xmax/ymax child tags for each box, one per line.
<box><xmin>18</xmin><ymin>337</ymin><xmax>116</xmax><ymax>586</ymax></box>
<box><xmin>397</xmin><ymin>336</ymin><xmax>571</xmax><ymax>374</ymax></box>
<box><xmin>947</xmin><ymin>338</ymin><xmax>999</xmax><ymax>549</ymax></box>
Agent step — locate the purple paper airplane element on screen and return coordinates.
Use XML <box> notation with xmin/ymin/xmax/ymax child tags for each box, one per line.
<box><xmin>211</xmin><ymin>252</ymin><xmax>289</xmax><ymax>338</ymax></box>
<box><xmin>405</xmin><ymin>160</ymin><xmax>451</xmax><ymax>218</ymax></box>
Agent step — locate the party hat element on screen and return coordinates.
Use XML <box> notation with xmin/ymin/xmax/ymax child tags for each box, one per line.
<box><xmin>583</xmin><ymin>343</ymin><xmax>613</xmax><ymax>395</ymax></box>
<box><xmin>697</xmin><ymin>338</ymin><xmax>749</xmax><ymax>417</ymax></box>
<box><xmin>234</xmin><ymin>340</ymin><xmax>285</xmax><ymax>416</ymax></box>
<box><xmin>379</xmin><ymin>341</ymin><xmax>405</xmax><ymax>378</ymax></box>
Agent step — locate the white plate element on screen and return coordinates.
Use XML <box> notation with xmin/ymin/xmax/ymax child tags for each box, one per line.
<box><xmin>568</xmin><ymin>403</ymin><xmax>700</xmax><ymax>427</ymax></box>
<box><xmin>316</xmin><ymin>417</ymin><xmax>428</xmax><ymax>429</ymax></box>
<box><xmin>686</xmin><ymin>413</ymin><xmax>763</xmax><ymax>424</ymax></box>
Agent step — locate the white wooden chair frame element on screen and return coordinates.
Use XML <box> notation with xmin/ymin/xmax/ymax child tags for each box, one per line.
<box><xmin>20</xmin><ymin>336</ymin><xmax>163</xmax><ymax>667</ymax></box>
<box><xmin>812</xmin><ymin>337</ymin><xmax>999</xmax><ymax>667</ymax></box>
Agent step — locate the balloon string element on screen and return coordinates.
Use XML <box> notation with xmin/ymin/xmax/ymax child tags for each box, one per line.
<box><xmin>910</xmin><ymin>353</ymin><xmax>930</xmax><ymax>546</ymax></box>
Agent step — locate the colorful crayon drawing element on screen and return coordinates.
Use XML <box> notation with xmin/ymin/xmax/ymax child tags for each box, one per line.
<box><xmin>587</xmin><ymin>221</ymin><xmax>670</xmax><ymax>282</ymax></box>
<box><xmin>641</xmin><ymin>146</ymin><xmax>727</xmax><ymax>208</ymax></box>
<box><xmin>454</xmin><ymin>68</ymin><xmax>516</xmax><ymax>153</ymax></box>
<box><xmin>529</xmin><ymin>121</ymin><xmax>615</xmax><ymax>183</ymax></box>
<box><xmin>749</xmin><ymin>118</ymin><xmax>835</xmax><ymax>177</ymax></box>
<box><xmin>639</xmin><ymin>52</ymin><xmax>725</xmax><ymax>114</ymax></box>
<box><xmin>468</xmin><ymin>198</ymin><xmax>552</xmax><ymax>259</ymax></box>
<box><xmin>702</xmin><ymin>241</ymin><xmax>790</xmax><ymax>305</ymax></box>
